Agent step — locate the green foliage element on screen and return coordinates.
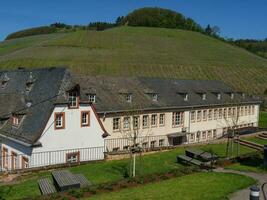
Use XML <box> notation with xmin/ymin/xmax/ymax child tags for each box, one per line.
<box><xmin>122</xmin><ymin>7</ymin><xmax>203</xmax><ymax>32</ymax></box>
<box><xmin>88</xmin><ymin>173</ymin><xmax>255</xmax><ymax>200</ymax></box>
<box><xmin>231</xmin><ymin>39</ymin><xmax>267</xmax><ymax>59</ymax></box>
<box><xmin>87</xmin><ymin>22</ymin><xmax>116</xmax><ymax>31</ymax></box>
<box><xmin>259</xmin><ymin>112</ymin><xmax>267</xmax><ymax>128</ymax></box>
<box><xmin>5</xmin><ymin>26</ymin><xmax>58</xmax><ymax>40</ymax></box>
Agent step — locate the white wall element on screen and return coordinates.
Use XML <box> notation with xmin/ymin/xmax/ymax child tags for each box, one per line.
<box><xmin>1</xmin><ymin>104</ymin><xmax>105</xmax><ymax>171</ymax></box>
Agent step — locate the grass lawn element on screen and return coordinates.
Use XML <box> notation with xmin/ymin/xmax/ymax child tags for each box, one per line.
<box><xmin>87</xmin><ymin>172</ymin><xmax>255</xmax><ymax>200</ymax></box>
<box><xmin>259</xmin><ymin>112</ymin><xmax>267</xmax><ymax>128</ymax></box>
<box><xmin>0</xmin><ymin>142</ymin><xmax>255</xmax><ymax>200</ymax></box>
<box><xmin>245</xmin><ymin>137</ymin><xmax>267</xmax><ymax>146</ymax></box>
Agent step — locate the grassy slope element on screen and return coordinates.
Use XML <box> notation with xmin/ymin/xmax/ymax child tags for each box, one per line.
<box><xmin>0</xmin><ymin>27</ymin><xmax>267</xmax><ymax>94</ymax></box>
<box><xmin>0</xmin><ymin>142</ymin><xmax>255</xmax><ymax>200</ymax></box>
<box><xmin>259</xmin><ymin>112</ymin><xmax>267</xmax><ymax>128</ymax></box>
<box><xmin>88</xmin><ymin>172</ymin><xmax>255</xmax><ymax>200</ymax></box>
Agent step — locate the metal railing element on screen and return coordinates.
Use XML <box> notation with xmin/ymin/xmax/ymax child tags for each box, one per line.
<box><xmin>104</xmin><ymin>135</ymin><xmax>172</xmax><ymax>153</ymax></box>
<box><xmin>0</xmin><ymin>146</ymin><xmax>104</xmax><ymax>172</ymax></box>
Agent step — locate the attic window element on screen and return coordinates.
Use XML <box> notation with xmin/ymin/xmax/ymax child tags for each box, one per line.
<box><xmin>183</xmin><ymin>93</ymin><xmax>188</xmax><ymax>101</ymax></box>
<box><xmin>12</xmin><ymin>115</ymin><xmax>19</xmax><ymax>126</ymax></box>
<box><xmin>217</xmin><ymin>93</ymin><xmax>221</xmax><ymax>100</ymax></box>
<box><xmin>241</xmin><ymin>93</ymin><xmax>245</xmax><ymax>99</ymax></box>
<box><xmin>202</xmin><ymin>93</ymin><xmax>207</xmax><ymax>100</ymax></box>
<box><xmin>1</xmin><ymin>73</ymin><xmax>10</xmax><ymax>89</ymax></box>
<box><xmin>88</xmin><ymin>94</ymin><xmax>96</xmax><ymax>103</ymax></box>
<box><xmin>125</xmin><ymin>94</ymin><xmax>132</xmax><ymax>103</ymax></box>
<box><xmin>152</xmin><ymin>93</ymin><xmax>158</xmax><ymax>102</ymax></box>
<box><xmin>25</xmin><ymin>72</ymin><xmax>36</xmax><ymax>92</ymax></box>
<box><xmin>68</xmin><ymin>90</ymin><xmax>79</xmax><ymax>108</ymax></box>
<box><xmin>230</xmin><ymin>93</ymin><xmax>234</xmax><ymax>99</ymax></box>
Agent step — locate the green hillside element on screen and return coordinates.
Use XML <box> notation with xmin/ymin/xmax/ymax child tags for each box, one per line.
<box><xmin>0</xmin><ymin>26</ymin><xmax>267</xmax><ymax>94</ymax></box>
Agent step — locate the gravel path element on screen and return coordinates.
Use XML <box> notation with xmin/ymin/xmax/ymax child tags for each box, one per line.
<box><xmin>214</xmin><ymin>168</ymin><xmax>267</xmax><ymax>200</ymax></box>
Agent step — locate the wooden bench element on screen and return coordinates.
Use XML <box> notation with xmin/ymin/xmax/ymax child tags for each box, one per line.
<box><xmin>38</xmin><ymin>178</ymin><xmax>56</xmax><ymax>195</ymax></box>
<box><xmin>52</xmin><ymin>170</ymin><xmax>80</xmax><ymax>191</ymax></box>
<box><xmin>177</xmin><ymin>155</ymin><xmax>203</xmax><ymax>166</ymax></box>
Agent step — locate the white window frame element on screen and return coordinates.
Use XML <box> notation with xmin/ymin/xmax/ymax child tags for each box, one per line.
<box><xmin>159</xmin><ymin>114</ymin><xmax>165</xmax><ymax>126</ymax></box>
<box><xmin>113</xmin><ymin>117</ymin><xmax>120</xmax><ymax>131</ymax></box>
<box><xmin>68</xmin><ymin>90</ymin><xmax>78</xmax><ymax>108</ymax></box>
<box><xmin>88</xmin><ymin>94</ymin><xmax>96</xmax><ymax>103</ymax></box>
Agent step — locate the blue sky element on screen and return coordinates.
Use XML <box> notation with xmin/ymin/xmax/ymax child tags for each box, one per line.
<box><xmin>0</xmin><ymin>0</ymin><xmax>266</xmax><ymax>41</ymax></box>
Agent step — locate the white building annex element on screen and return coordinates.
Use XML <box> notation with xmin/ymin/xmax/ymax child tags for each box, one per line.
<box><xmin>0</xmin><ymin>67</ymin><xmax>262</xmax><ymax>171</ymax></box>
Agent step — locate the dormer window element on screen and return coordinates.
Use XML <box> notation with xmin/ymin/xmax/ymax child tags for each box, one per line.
<box><xmin>125</xmin><ymin>94</ymin><xmax>132</xmax><ymax>103</ymax></box>
<box><xmin>241</xmin><ymin>93</ymin><xmax>245</xmax><ymax>99</ymax></box>
<box><xmin>88</xmin><ymin>94</ymin><xmax>96</xmax><ymax>103</ymax></box>
<box><xmin>152</xmin><ymin>93</ymin><xmax>158</xmax><ymax>102</ymax></box>
<box><xmin>183</xmin><ymin>93</ymin><xmax>188</xmax><ymax>101</ymax></box>
<box><xmin>202</xmin><ymin>93</ymin><xmax>207</xmax><ymax>100</ymax></box>
<box><xmin>230</xmin><ymin>93</ymin><xmax>234</xmax><ymax>99</ymax></box>
<box><xmin>26</xmin><ymin>72</ymin><xmax>36</xmax><ymax>92</ymax></box>
<box><xmin>1</xmin><ymin>73</ymin><xmax>10</xmax><ymax>89</ymax></box>
<box><xmin>68</xmin><ymin>90</ymin><xmax>79</xmax><ymax>108</ymax></box>
<box><xmin>217</xmin><ymin>93</ymin><xmax>221</xmax><ymax>100</ymax></box>
<box><xmin>12</xmin><ymin>115</ymin><xmax>19</xmax><ymax>126</ymax></box>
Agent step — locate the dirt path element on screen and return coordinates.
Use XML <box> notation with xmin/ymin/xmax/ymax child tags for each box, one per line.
<box><xmin>214</xmin><ymin>168</ymin><xmax>267</xmax><ymax>200</ymax></box>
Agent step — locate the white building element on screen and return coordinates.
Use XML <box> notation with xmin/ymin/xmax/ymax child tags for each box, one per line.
<box><xmin>0</xmin><ymin>67</ymin><xmax>261</xmax><ymax>171</ymax></box>
<box><xmin>75</xmin><ymin>76</ymin><xmax>261</xmax><ymax>152</ymax></box>
<box><xmin>0</xmin><ymin>68</ymin><xmax>107</xmax><ymax>171</ymax></box>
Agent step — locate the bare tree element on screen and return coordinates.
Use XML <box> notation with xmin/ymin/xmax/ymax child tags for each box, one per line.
<box><xmin>119</xmin><ymin>106</ymin><xmax>152</xmax><ymax>177</ymax></box>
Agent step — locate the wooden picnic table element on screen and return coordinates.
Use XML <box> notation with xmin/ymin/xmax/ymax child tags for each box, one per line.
<box><xmin>185</xmin><ymin>149</ymin><xmax>218</xmax><ymax>161</ymax></box>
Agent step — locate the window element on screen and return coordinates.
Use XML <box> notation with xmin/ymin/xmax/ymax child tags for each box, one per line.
<box><xmin>173</xmin><ymin>112</ymin><xmax>183</xmax><ymax>126</ymax></box>
<box><xmin>230</xmin><ymin>93</ymin><xmax>234</xmax><ymax>99</ymax></box>
<box><xmin>214</xmin><ymin>109</ymin><xmax>218</xmax><ymax>120</ymax></box>
<box><xmin>2</xmin><ymin>147</ymin><xmax>8</xmax><ymax>169</ymax></box>
<box><xmin>54</xmin><ymin>112</ymin><xmax>65</xmax><ymax>129</ymax></box>
<box><xmin>252</xmin><ymin>105</ymin><xmax>255</xmax><ymax>115</ymax></box>
<box><xmin>152</xmin><ymin>93</ymin><xmax>158</xmax><ymax>102</ymax></box>
<box><xmin>207</xmin><ymin>130</ymin><xmax>212</xmax><ymax>139</ymax></box>
<box><xmin>213</xmin><ymin>130</ymin><xmax>217</xmax><ymax>139</ymax></box>
<box><xmin>151</xmin><ymin>114</ymin><xmax>157</xmax><ymax>127</ymax></box>
<box><xmin>150</xmin><ymin>141</ymin><xmax>156</xmax><ymax>148</ymax></box>
<box><xmin>217</xmin><ymin>93</ymin><xmax>221</xmax><ymax>100</ymax></box>
<box><xmin>208</xmin><ymin>110</ymin><xmax>213</xmax><ymax>120</ymax></box>
<box><xmin>183</xmin><ymin>93</ymin><xmax>188</xmax><ymax>101</ymax></box>
<box><xmin>11</xmin><ymin>152</ymin><xmax>18</xmax><ymax>170</ymax></box>
<box><xmin>126</xmin><ymin>94</ymin><xmax>132</xmax><ymax>103</ymax></box>
<box><xmin>21</xmin><ymin>156</ymin><xmax>29</xmax><ymax>169</ymax></box>
<box><xmin>191</xmin><ymin>111</ymin><xmax>195</xmax><ymax>123</ymax></box>
<box><xmin>218</xmin><ymin>109</ymin><xmax>222</xmax><ymax>119</ymax></box>
<box><xmin>66</xmin><ymin>152</ymin><xmax>80</xmax><ymax>163</ymax></box>
<box><xmin>233</xmin><ymin>107</ymin><xmax>236</xmax><ymax>117</ymax></box>
<box><xmin>159</xmin><ymin>139</ymin><xmax>165</xmax><ymax>147</ymax></box>
<box><xmin>68</xmin><ymin>90</ymin><xmax>78</xmax><ymax>108</ymax></box>
<box><xmin>142</xmin><ymin>115</ymin><xmax>149</xmax><ymax>128</ymax></box>
<box><xmin>123</xmin><ymin>117</ymin><xmax>130</xmax><ymax>130</ymax></box>
<box><xmin>203</xmin><ymin>110</ymin><xmax>207</xmax><ymax>121</ymax></box>
<box><xmin>202</xmin><ymin>131</ymin><xmax>206</xmax><ymax>140</ymax></box>
<box><xmin>197</xmin><ymin>111</ymin><xmax>202</xmax><ymax>122</ymax></box>
<box><xmin>88</xmin><ymin>94</ymin><xmax>96</xmax><ymax>103</ymax></box>
<box><xmin>123</xmin><ymin>146</ymin><xmax>129</xmax><ymax>150</ymax></box>
<box><xmin>228</xmin><ymin>108</ymin><xmax>232</xmax><ymax>118</ymax></box>
<box><xmin>81</xmin><ymin>111</ymin><xmax>90</xmax><ymax>127</ymax></box>
<box><xmin>12</xmin><ymin>115</ymin><xmax>19</xmax><ymax>126</ymax></box>
<box><xmin>202</xmin><ymin>93</ymin><xmax>207</xmax><ymax>100</ymax></box>
<box><xmin>190</xmin><ymin>133</ymin><xmax>195</xmax><ymax>142</ymax></box>
<box><xmin>133</xmin><ymin>116</ymin><xmax>140</xmax><ymax>129</ymax></box>
<box><xmin>245</xmin><ymin>106</ymin><xmax>248</xmax><ymax>115</ymax></box>
<box><xmin>113</xmin><ymin>118</ymin><xmax>120</xmax><ymax>131</ymax></box>
<box><xmin>240</xmin><ymin>106</ymin><xmax>244</xmax><ymax>116</ymax></box>
<box><xmin>159</xmin><ymin>114</ymin><xmax>165</xmax><ymax>126</ymax></box>
<box><xmin>223</xmin><ymin>108</ymin><xmax>227</xmax><ymax>118</ymax></box>
<box><xmin>142</xmin><ymin>142</ymin><xmax>148</xmax><ymax>149</ymax></box>
<box><xmin>248</xmin><ymin>106</ymin><xmax>251</xmax><ymax>115</ymax></box>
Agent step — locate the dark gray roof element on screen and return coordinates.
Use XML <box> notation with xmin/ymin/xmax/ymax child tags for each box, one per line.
<box><xmin>0</xmin><ymin>67</ymin><xmax>72</xmax><ymax>145</ymax></box>
<box><xmin>75</xmin><ymin>75</ymin><xmax>261</xmax><ymax>114</ymax></box>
